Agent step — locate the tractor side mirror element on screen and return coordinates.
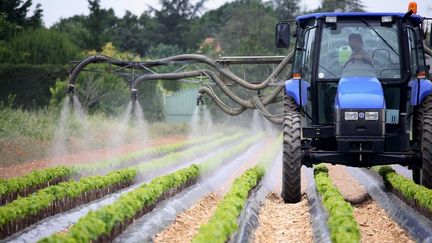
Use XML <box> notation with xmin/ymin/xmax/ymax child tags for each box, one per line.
<box><xmin>275</xmin><ymin>22</ymin><xmax>290</xmax><ymax>48</ymax></box>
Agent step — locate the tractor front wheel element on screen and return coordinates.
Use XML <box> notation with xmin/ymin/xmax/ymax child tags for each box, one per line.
<box><xmin>281</xmin><ymin>110</ymin><xmax>302</xmax><ymax>203</ymax></box>
<box><xmin>421</xmin><ymin>115</ymin><xmax>432</xmax><ymax>188</ymax></box>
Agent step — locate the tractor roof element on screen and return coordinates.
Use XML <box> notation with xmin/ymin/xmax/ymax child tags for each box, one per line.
<box><xmin>297</xmin><ymin>12</ymin><xmax>423</xmax><ymax>24</ymax></box>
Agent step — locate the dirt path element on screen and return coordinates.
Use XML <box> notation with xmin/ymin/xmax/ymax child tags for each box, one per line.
<box><xmin>0</xmin><ymin>136</ymin><xmax>184</xmax><ymax>178</ymax></box>
<box><xmin>154</xmin><ymin>193</ymin><xmax>221</xmax><ymax>243</ymax></box>
<box><xmin>327</xmin><ymin>164</ymin><xmax>414</xmax><ymax>243</ymax></box>
<box><xmin>253</xmin><ymin>165</ymin><xmax>312</xmax><ymax>243</ymax></box>
<box><xmin>253</xmin><ymin>193</ymin><xmax>313</xmax><ymax>243</ymax></box>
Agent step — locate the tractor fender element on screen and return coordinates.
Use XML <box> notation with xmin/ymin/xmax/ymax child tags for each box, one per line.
<box><xmin>408</xmin><ymin>79</ymin><xmax>432</xmax><ymax>105</ymax></box>
<box><xmin>335</xmin><ymin>77</ymin><xmax>385</xmax><ymax>109</ymax></box>
<box><xmin>284</xmin><ymin>79</ymin><xmax>310</xmax><ymax>106</ymax></box>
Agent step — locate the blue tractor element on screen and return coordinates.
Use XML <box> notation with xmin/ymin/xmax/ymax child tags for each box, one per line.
<box><xmin>275</xmin><ymin>6</ymin><xmax>432</xmax><ymax>203</ymax></box>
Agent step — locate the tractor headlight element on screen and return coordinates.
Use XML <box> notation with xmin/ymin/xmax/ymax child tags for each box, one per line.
<box><xmin>344</xmin><ymin>111</ymin><xmax>358</xmax><ymax>120</ymax></box>
<box><xmin>365</xmin><ymin>112</ymin><xmax>379</xmax><ymax>121</ymax></box>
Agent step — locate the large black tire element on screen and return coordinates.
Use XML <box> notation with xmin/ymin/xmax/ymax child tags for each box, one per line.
<box><xmin>414</xmin><ymin>95</ymin><xmax>432</xmax><ymax>185</ymax></box>
<box><xmin>421</xmin><ymin>115</ymin><xmax>432</xmax><ymax>188</ymax></box>
<box><xmin>415</xmin><ymin>95</ymin><xmax>432</xmax><ymax>143</ymax></box>
<box><xmin>284</xmin><ymin>91</ymin><xmax>300</xmax><ymax>112</ymax></box>
<box><xmin>281</xmin><ymin>105</ymin><xmax>302</xmax><ymax>203</ymax></box>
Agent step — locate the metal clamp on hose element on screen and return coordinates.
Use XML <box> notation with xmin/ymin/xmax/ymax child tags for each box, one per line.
<box><xmin>67</xmin><ymin>84</ymin><xmax>75</xmax><ymax>95</ymax></box>
<box><xmin>196</xmin><ymin>93</ymin><xmax>204</xmax><ymax>106</ymax></box>
<box><xmin>131</xmin><ymin>88</ymin><xmax>138</xmax><ymax>102</ymax></box>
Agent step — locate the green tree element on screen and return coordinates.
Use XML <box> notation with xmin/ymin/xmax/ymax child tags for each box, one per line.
<box><xmin>318</xmin><ymin>0</ymin><xmax>364</xmax><ymax>12</ymax></box>
<box><xmin>84</xmin><ymin>0</ymin><xmax>117</xmax><ymax>50</ymax></box>
<box><xmin>217</xmin><ymin>0</ymin><xmax>278</xmax><ymax>55</ymax></box>
<box><xmin>0</xmin><ymin>12</ymin><xmax>18</xmax><ymax>41</ymax></box>
<box><xmin>273</xmin><ymin>0</ymin><xmax>301</xmax><ymax>20</ymax></box>
<box><xmin>0</xmin><ymin>0</ymin><xmax>43</xmax><ymax>28</ymax></box>
<box><xmin>51</xmin><ymin>16</ymin><xmax>91</xmax><ymax>50</ymax></box>
<box><xmin>151</xmin><ymin>0</ymin><xmax>207</xmax><ymax>50</ymax></box>
<box><xmin>111</xmin><ymin>11</ymin><xmax>162</xmax><ymax>56</ymax></box>
<box><xmin>0</xmin><ymin>28</ymin><xmax>79</xmax><ymax>64</ymax></box>
<box><xmin>347</xmin><ymin>0</ymin><xmax>365</xmax><ymax>12</ymax></box>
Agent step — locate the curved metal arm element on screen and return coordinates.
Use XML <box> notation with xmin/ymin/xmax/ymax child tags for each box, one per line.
<box><xmin>133</xmin><ymin>69</ymin><xmax>284</xmax><ymax>109</ymax></box>
<box><xmin>143</xmin><ymin>50</ymin><xmax>294</xmax><ymax>90</ymax></box>
<box><xmin>252</xmin><ymin>96</ymin><xmax>283</xmax><ymax>124</ymax></box>
<box><xmin>424</xmin><ymin>42</ymin><xmax>432</xmax><ymax>57</ymax></box>
<box><xmin>198</xmin><ymin>86</ymin><xmax>246</xmax><ymax>116</ymax></box>
<box><xmin>68</xmin><ymin>54</ymin><xmax>145</xmax><ymax>85</ymax></box>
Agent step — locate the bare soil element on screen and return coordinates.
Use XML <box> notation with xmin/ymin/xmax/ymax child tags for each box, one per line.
<box><xmin>253</xmin><ymin>193</ymin><xmax>313</xmax><ymax>243</ymax></box>
<box><xmin>354</xmin><ymin>199</ymin><xmax>414</xmax><ymax>243</ymax></box>
<box><xmin>0</xmin><ymin>136</ymin><xmax>184</xmax><ymax>178</ymax></box>
<box><xmin>327</xmin><ymin>164</ymin><xmax>414</xmax><ymax>242</ymax></box>
<box><xmin>154</xmin><ymin>193</ymin><xmax>221</xmax><ymax>243</ymax></box>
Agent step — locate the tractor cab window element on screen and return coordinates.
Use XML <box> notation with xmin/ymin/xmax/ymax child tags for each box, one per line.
<box><xmin>318</xmin><ymin>20</ymin><xmax>401</xmax><ymax>80</ymax></box>
<box><xmin>292</xmin><ymin>22</ymin><xmax>317</xmax><ymax>83</ymax></box>
<box><xmin>407</xmin><ymin>26</ymin><xmax>426</xmax><ymax>80</ymax></box>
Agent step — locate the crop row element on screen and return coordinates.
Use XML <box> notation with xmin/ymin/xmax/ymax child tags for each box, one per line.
<box><xmin>0</xmin><ymin>166</ymin><xmax>76</xmax><ymax>205</ymax></box>
<box><xmin>0</xmin><ymin>133</ymin><xmax>247</xmax><ymax>240</ymax></box>
<box><xmin>39</xmin><ymin>134</ymin><xmax>265</xmax><ymax>242</ymax></box>
<box><xmin>193</xmin><ymin>138</ymin><xmax>281</xmax><ymax>243</ymax></box>
<box><xmin>314</xmin><ymin>164</ymin><xmax>360</xmax><ymax>243</ymax></box>
<box><xmin>376</xmin><ymin>166</ymin><xmax>432</xmax><ymax>219</ymax></box>
<box><xmin>39</xmin><ymin>165</ymin><xmax>199</xmax><ymax>243</ymax></box>
<box><xmin>76</xmin><ymin>132</ymin><xmax>224</xmax><ymax>174</ymax></box>
<box><xmin>0</xmin><ymin>168</ymin><xmax>137</xmax><ymax>239</ymax></box>
<box><xmin>193</xmin><ymin>166</ymin><xmax>265</xmax><ymax>243</ymax></box>
<box><xmin>0</xmin><ymin>133</ymin><xmax>222</xmax><ymax>207</ymax></box>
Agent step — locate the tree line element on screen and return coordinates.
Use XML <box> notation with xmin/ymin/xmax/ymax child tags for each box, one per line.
<box><xmin>0</xmin><ymin>0</ymin><xmax>365</xmax><ymax>62</ymax></box>
<box><xmin>0</xmin><ymin>0</ymin><xmax>364</xmax><ymax>116</ymax></box>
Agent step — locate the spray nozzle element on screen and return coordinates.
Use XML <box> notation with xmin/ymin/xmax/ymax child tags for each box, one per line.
<box><xmin>131</xmin><ymin>88</ymin><xmax>138</xmax><ymax>102</ymax></box>
<box><xmin>196</xmin><ymin>93</ymin><xmax>204</xmax><ymax>106</ymax></box>
<box><xmin>67</xmin><ymin>84</ymin><xmax>75</xmax><ymax>95</ymax></box>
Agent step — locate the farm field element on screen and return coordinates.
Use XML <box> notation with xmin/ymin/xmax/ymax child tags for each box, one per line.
<box><xmin>1</xmin><ymin>122</ymin><xmax>432</xmax><ymax>243</ymax></box>
<box><xmin>2</xmin><ymin>0</ymin><xmax>432</xmax><ymax>242</ymax></box>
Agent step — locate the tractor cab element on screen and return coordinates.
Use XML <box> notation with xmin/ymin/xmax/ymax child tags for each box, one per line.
<box><xmin>277</xmin><ymin>7</ymin><xmax>432</xmax><ymax>203</ymax></box>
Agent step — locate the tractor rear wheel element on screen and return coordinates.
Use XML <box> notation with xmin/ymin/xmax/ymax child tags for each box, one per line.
<box><xmin>282</xmin><ymin>110</ymin><xmax>302</xmax><ymax>203</ymax></box>
<box><xmin>421</xmin><ymin>115</ymin><xmax>432</xmax><ymax>188</ymax></box>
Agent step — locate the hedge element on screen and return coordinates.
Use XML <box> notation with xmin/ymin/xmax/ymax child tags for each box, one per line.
<box><xmin>0</xmin><ymin>64</ymin><xmax>68</xmax><ymax>108</ymax></box>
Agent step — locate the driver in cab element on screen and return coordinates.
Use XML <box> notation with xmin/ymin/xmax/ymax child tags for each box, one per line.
<box><xmin>341</xmin><ymin>33</ymin><xmax>375</xmax><ymax>77</ymax></box>
<box><xmin>346</xmin><ymin>33</ymin><xmax>372</xmax><ymax>66</ymax></box>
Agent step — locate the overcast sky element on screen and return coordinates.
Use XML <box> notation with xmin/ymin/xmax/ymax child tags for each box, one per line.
<box><xmin>32</xmin><ymin>0</ymin><xmax>432</xmax><ymax>27</ymax></box>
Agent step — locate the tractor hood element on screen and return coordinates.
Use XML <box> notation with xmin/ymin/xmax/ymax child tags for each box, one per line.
<box><xmin>335</xmin><ymin>77</ymin><xmax>385</xmax><ymax>109</ymax></box>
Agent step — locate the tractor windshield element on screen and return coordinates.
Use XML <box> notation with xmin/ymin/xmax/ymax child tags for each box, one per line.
<box><xmin>318</xmin><ymin>20</ymin><xmax>400</xmax><ymax>80</ymax></box>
